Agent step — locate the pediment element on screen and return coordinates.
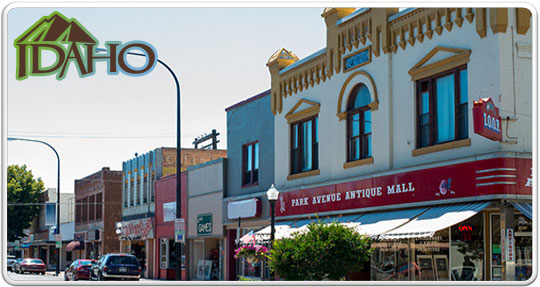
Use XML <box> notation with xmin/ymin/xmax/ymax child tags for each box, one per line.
<box><xmin>285</xmin><ymin>99</ymin><xmax>320</xmax><ymax>123</ymax></box>
<box><xmin>409</xmin><ymin>46</ymin><xmax>471</xmax><ymax>80</ymax></box>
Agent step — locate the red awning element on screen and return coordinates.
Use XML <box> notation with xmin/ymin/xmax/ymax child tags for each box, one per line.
<box><xmin>66</xmin><ymin>240</ymin><xmax>84</xmax><ymax>251</ymax></box>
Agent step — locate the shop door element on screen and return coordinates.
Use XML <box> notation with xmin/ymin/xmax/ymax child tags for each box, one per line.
<box><xmin>40</xmin><ymin>247</ymin><xmax>47</xmax><ymax>265</ymax></box>
<box><xmin>193</xmin><ymin>240</ymin><xmax>206</xmax><ymax>280</ymax></box>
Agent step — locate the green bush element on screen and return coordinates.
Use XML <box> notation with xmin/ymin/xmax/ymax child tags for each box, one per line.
<box><xmin>268</xmin><ymin>220</ymin><xmax>372</xmax><ymax>280</ymax></box>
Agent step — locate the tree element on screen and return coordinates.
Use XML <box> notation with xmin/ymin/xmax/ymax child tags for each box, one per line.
<box><xmin>269</xmin><ymin>220</ymin><xmax>372</xmax><ymax>280</ymax></box>
<box><xmin>7</xmin><ymin>165</ymin><xmax>44</xmax><ymax>241</ymax></box>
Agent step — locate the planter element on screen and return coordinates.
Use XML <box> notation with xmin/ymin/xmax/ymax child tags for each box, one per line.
<box><xmin>246</xmin><ymin>256</ymin><xmax>258</xmax><ymax>264</ymax></box>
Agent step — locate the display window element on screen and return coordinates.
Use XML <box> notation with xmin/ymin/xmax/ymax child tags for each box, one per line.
<box><xmin>372</xmin><ymin>212</ymin><xmax>488</xmax><ymax>281</ymax></box>
<box><xmin>514</xmin><ymin>213</ymin><xmax>532</xmax><ymax>280</ymax></box>
<box><xmin>450</xmin><ymin>212</ymin><xmax>484</xmax><ymax>281</ymax></box>
<box><xmin>160</xmin><ymin>238</ymin><xmax>185</xmax><ymax>270</ymax></box>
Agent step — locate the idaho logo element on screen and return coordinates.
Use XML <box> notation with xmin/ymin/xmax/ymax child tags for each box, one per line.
<box><xmin>14</xmin><ymin>11</ymin><xmax>157</xmax><ymax>80</ymax></box>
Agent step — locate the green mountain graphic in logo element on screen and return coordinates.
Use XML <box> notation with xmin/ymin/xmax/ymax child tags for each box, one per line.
<box><xmin>15</xmin><ymin>11</ymin><xmax>157</xmax><ymax>81</ymax></box>
<box><xmin>15</xmin><ymin>11</ymin><xmax>97</xmax><ymax>44</ymax></box>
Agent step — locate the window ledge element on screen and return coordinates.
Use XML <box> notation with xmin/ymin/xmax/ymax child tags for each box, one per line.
<box><xmin>412</xmin><ymin>138</ymin><xmax>471</xmax><ymax>156</ymax></box>
<box><xmin>343</xmin><ymin>157</ymin><xmax>374</xmax><ymax>169</ymax></box>
<box><xmin>241</xmin><ymin>183</ymin><xmax>259</xmax><ymax>188</ymax></box>
<box><xmin>287</xmin><ymin>169</ymin><xmax>320</xmax><ymax>181</ymax></box>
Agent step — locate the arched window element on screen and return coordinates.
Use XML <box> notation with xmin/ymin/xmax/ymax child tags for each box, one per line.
<box><xmin>347</xmin><ymin>84</ymin><xmax>372</xmax><ymax>161</ymax></box>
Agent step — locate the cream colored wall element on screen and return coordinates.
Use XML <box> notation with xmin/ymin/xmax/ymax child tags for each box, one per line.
<box><xmin>187</xmin><ymin>193</ymin><xmax>223</xmax><ymax>237</ymax></box>
<box><xmin>273</xmin><ymin>8</ymin><xmax>532</xmax><ymax>191</ymax></box>
<box><xmin>187</xmin><ymin>160</ymin><xmax>224</xmax><ymax>237</ymax></box>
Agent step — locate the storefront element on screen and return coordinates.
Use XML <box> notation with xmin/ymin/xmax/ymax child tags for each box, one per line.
<box><xmin>187</xmin><ymin>159</ymin><xmax>226</xmax><ymax>281</ymax></box>
<box><xmin>118</xmin><ymin>217</ymin><xmax>155</xmax><ymax>278</ymax></box>
<box><xmin>270</xmin><ymin>156</ymin><xmax>532</xmax><ymax>281</ymax></box>
<box><xmin>188</xmin><ymin>214</ymin><xmax>224</xmax><ymax>280</ymax></box>
<box><xmin>225</xmin><ymin>197</ymin><xmax>272</xmax><ymax>279</ymax></box>
<box><xmin>154</xmin><ymin>173</ymin><xmax>187</xmax><ymax>280</ymax></box>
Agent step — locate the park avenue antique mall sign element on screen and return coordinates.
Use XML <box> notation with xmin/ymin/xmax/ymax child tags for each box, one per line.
<box><xmin>276</xmin><ymin>157</ymin><xmax>531</xmax><ymax>217</ymax></box>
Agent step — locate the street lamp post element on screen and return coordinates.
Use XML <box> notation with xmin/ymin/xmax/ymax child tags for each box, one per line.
<box><xmin>95</xmin><ymin>48</ymin><xmax>183</xmax><ymax>280</ymax></box>
<box><xmin>266</xmin><ymin>184</ymin><xmax>279</xmax><ymax>280</ymax></box>
<box><xmin>7</xmin><ymin>137</ymin><xmax>61</xmax><ymax>276</ymax></box>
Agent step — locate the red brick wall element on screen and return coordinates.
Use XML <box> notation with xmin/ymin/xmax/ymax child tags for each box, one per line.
<box><xmin>154</xmin><ymin>172</ymin><xmax>188</xmax><ymax>279</ymax></box>
<box><xmin>74</xmin><ymin>168</ymin><xmax>122</xmax><ymax>255</ymax></box>
<box><xmin>102</xmin><ymin>169</ymin><xmax>122</xmax><ymax>254</ymax></box>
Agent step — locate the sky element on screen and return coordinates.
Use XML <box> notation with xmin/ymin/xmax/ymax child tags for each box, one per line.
<box><xmin>5</xmin><ymin>6</ymin><xmax>329</xmax><ymax>194</ymax></box>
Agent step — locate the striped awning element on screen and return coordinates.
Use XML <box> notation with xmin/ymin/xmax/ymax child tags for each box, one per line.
<box><xmin>380</xmin><ymin>202</ymin><xmax>491</xmax><ymax>239</ymax></box>
<box><xmin>513</xmin><ymin>202</ymin><xmax>532</xmax><ymax>220</ymax></box>
<box><xmin>352</xmin><ymin>208</ymin><xmax>428</xmax><ymax>237</ymax></box>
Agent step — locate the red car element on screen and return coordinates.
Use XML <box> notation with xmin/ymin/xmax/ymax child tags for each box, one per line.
<box><xmin>64</xmin><ymin>259</ymin><xmax>97</xmax><ymax>281</ymax></box>
<box><xmin>18</xmin><ymin>258</ymin><xmax>46</xmax><ymax>275</ymax></box>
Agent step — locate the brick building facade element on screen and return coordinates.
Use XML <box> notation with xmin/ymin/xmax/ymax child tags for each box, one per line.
<box><xmin>74</xmin><ymin>167</ymin><xmax>122</xmax><ymax>260</ymax></box>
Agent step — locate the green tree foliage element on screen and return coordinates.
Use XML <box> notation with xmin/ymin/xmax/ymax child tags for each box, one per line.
<box><xmin>7</xmin><ymin>165</ymin><xmax>44</xmax><ymax>241</ymax></box>
<box><xmin>269</xmin><ymin>220</ymin><xmax>372</xmax><ymax>280</ymax></box>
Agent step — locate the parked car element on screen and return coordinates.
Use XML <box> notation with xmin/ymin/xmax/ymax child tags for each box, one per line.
<box><xmin>12</xmin><ymin>258</ymin><xmax>24</xmax><ymax>273</ymax></box>
<box><xmin>64</xmin><ymin>259</ymin><xmax>97</xmax><ymax>281</ymax></box>
<box><xmin>7</xmin><ymin>255</ymin><xmax>17</xmax><ymax>271</ymax></box>
<box><xmin>18</xmin><ymin>258</ymin><xmax>46</xmax><ymax>275</ymax></box>
<box><xmin>90</xmin><ymin>254</ymin><xmax>140</xmax><ymax>281</ymax></box>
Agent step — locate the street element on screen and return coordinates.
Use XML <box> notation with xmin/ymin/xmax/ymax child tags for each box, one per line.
<box><xmin>6</xmin><ymin>271</ymin><xmax>154</xmax><ymax>282</ymax></box>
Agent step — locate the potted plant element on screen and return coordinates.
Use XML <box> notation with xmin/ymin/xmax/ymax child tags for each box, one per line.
<box><xmin>234</xmin><ymin>245</ymin><xmax>268</xmax><ymax>264</ymax></box>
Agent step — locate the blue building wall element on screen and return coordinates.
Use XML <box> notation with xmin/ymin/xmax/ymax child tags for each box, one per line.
<box><xmin>224</xmin><ymin>90</ymin><xmax>274</xmax><ymax>225</ymax></box>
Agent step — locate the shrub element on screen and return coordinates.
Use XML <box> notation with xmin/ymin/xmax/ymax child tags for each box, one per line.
<box><xmin>268</xmin><ymin>220</ymin><xmax>372</xmax><ymax>280</ymax></box>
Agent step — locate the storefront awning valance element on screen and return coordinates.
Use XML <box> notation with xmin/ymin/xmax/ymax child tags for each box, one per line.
<box><xmin>66</xmin><ymin>240</ymin><xmax>85</xmax><ymax>251</ymax></box>
<box><xmin>352</xmin><ymin>208</ymin><xmax>428</xmax><ymax>237</ymax></box>
<box><xmin>254</xmin><ymin>221</ymin><xmax>297</xmax><ymax>241</ymax></box>
<box><xmin>380</xmin><ymin>202</ymin><xmax>491</xmax><ymax>240</ymax></box>
<box><xmin>512</xmin><ymin>202</ymin><xmax>532</xmax><ymax>220</ymax></box>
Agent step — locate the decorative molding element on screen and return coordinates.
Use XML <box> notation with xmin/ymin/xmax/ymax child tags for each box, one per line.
<box><xmin>287</xmin><ymin>169</ymin><xmax>320</xmax><ymax>181</ymax></box>
<box><xmin>408</xmin><ymin>46</ymin><xmax>471</xmax><ymax>81</ymax></box>
<box><xmin>336</xmin><ymin>70</ymin><xmax>379</xmax><ymax>120</ymax></box>
<box><xmin>455</xmin><ymin>8</ymin><xmax>463</xmax><ymax>27</ymax></box>
<box><xmin>465</xmin><ymin>8</ymin><xmax>474</xmax><ymax>23</ymax></box>
<box><xmin>476</xmin><ymin>8</ymin><xmax>487</xmax><ymax>38</ymax></box>
<box><xmin>489</xmin><ymin>8</ymin><xmax>508</xmax><ymax>34</ymax></box>
<box><xmin>516</xmin><ymin>8</ymin><xmax>532</xmax><ymax>35</ymax></box>
<box><xmin>267</xmin><ymin>8</ymin><xmax>489</xmax><ymax>115</ymax></box>
<box><xmin>285</xmin><ymin>99</ymin><xmax>321</xmax><ymax>123</ymax></box>
<box><xmin>516</xmin><ymin>42</ymin><xmax>532</xmax><ymax>59</ymax></box>
<box><xmin>343</xmin><ymin>157</ymin><xmax>374</xmax><ymax>169</ymax></box>
<box><xmin>412</xmin><ymin>139</ymin><xmax>471</xmax><ymax>156</ymax></box>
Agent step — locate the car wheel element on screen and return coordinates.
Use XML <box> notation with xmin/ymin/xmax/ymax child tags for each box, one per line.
<box><xmin>64</xmin><ymin>273</ymin><xmax>69</xmax><ymax>281</ymax></box>
<box><xmin>41</xmin><ymin>272</ymin><xmax>45</xmax><ymax>275</ymax></box>
<box><xmin>73</xmin><ymin>274</ymin><xmax>78</xmax><ymax>281</ymax></box>
<box><xmin>98</xmin><ymin>272</ymin><xmax>104</xmax><ymax>281</ymax></box>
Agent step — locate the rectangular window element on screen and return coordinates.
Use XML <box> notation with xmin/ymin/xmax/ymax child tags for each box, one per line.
<box><xmin>95</xmin><ymin>193</ymin><xmax>102</xmax><ymax>221</ymax></box>
<box><xmin>348</xmin><ymin>109</ymin><xmax>371</xmax><ymax>161</ymax></box>
<box><xmin>291</xmin><ymin>116</ymin><xmax>318</xmax><ymax>174</ymax></box>
<box><xmin>151</xmin><ymin>175</ymin><xmax>155</xmax><ymax>202</ymax></box>
<box><xmin>417</xmin><ymin>66</ymin><xmax>468</xmax><ymax>148</ymax></box>
<box><xmin>242</xmin><ymin>142</ymin><xmax>259</xmax><ymax>186</ymax></box>
<box><xmin>123</xmin><ymin>179</ymin><xmax>127</xmax><ymax>208</ymax></box>
<box><xmin>75</xmin><ymin>199</ymin><xmax>81</xmax><ymax>225</ymax></box>
<box><xmin>88</xmin><ymin>195</ymin><xmax>95</xmax><ymax>222</ymax></box>
<box><xmin>136</xmin><ymin>176</ymin><xmax>141</xmax><ymax>205</ymax></box>
<box><xmin>130</xmin><ymin>180</ymin><xmax>134</xmax><ymax>207</ymax></box>
<box><xmin>82</xmin><ymin>198</ymin><xmax>88</xmax><ymax>222</ymax></box>
<box><xmin>143</xmin><ymin>175</ymin><xmax>148</xmax><ymax>204</ymax></box>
